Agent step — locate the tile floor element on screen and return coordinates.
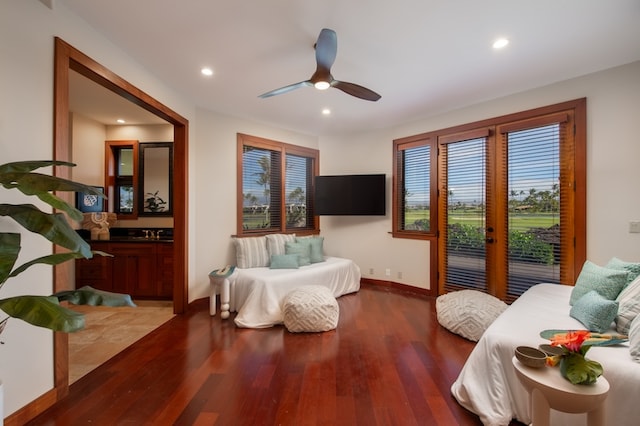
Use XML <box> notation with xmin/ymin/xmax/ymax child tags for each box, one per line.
<box><xmin>68</xmin><ymin>300</ymin><xmax>175</xmax><ymax>383</ymax></box>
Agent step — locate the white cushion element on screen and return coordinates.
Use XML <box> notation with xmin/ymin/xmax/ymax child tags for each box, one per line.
<box><xmin>233</xmin><ymin>236</ymin><xmax>269</xmax><ymax>268</ymax></box>
<box><xmin>265</xmin><ymin>233</ymin><xmax>296</xmax><ymax>257</ymax></box>
<box><xmin>629</xmin><ymin>313</ymin><xmax>640</xmax><ymax>362</ymax></box>
<box><xmin>616</xmin><ymin>275</ymin><xmax>640</xmax><ymax>334</ymax></box>
<box><xmin>283</xmin><ymin>285</ymin><xmax>339</xmax><ymax>332</ymax></box>
<box><xmin>436</xmin><ymin>290</ymin><xmax>508</xmax><ymax>342</ymax></box>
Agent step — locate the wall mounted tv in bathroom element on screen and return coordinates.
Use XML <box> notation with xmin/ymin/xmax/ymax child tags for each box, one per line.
<box><xmin>314</xmin><ymin>174</ymin><xmax>386</xmax><ymax>216</ymax></box>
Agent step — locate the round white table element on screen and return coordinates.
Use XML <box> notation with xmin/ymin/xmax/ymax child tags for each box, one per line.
<box><xmin>512</xmin><ymin>356</ymin><xmax>609</xmax><ymax>426</ymax></box>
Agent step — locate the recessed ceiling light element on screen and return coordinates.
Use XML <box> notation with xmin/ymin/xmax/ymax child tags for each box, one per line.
<box><xmin>116</xmin><ymin>119</ymin><xmax>126</xmax><ymax>124</ymax></box>
<box><xmin>201</xmin><ymin>67</ymin><xmax>214</xmax><ymax>76</ymax></box>
<box><xmin>493</xmin><ymin>38</ymin><xmax>509</xmax><ymax>49</ymax></box>
<box><xmin>322</xmin><ymin>108</ymin><xmax>331</xmax><ymax>115</ymax></box>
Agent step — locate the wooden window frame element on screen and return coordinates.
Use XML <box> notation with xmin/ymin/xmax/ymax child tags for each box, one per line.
<box><xmin>393</xmin><ymin>98</ymin><xmax>586</xmax><ymax>295</ymax></box>
<box><xmin>236</xmin><ymin>133</ymin><xmax>319</xmax><ymax>236</ymax></box>
<box><xmin>105</xmin><ymin>140</ymin><xmax>139</xmax><ymax>220</ymax></box>
<box><xmin>392</xmin><ymin>134</ymin><xmax>438</xmax><ymax>239</ymax></box>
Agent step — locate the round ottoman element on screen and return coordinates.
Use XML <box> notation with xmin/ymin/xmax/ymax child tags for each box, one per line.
<box><xmin>283</xmin><ymin>285</ymin><xmax>339</xmax><ymax>333</ymax></box>
<box><xmin>436</xmin><ymin>289</ymin><xmax>508</xmax><ymax>341</ymax></box>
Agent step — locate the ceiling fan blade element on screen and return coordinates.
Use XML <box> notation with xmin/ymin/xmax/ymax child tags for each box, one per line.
<box><xmin>332</xmin><ymin>81</ymin><xmax>381</xmax><ymax>102</ymax></box>
<box><xmin>258</xmin><ymin>81</ymin><xmax>313</xmax><ymax>98</ymax></box>
<box><xmin>315</xmin><ymin>28</ymin><xmax>337</xmax><ymax>72</ymax></box>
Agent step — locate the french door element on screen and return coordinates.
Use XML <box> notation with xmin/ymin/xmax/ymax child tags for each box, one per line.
<box><xmin>438</xmin><ymin>111</ymin><xmax>579</xmax><ymax>301</ymax></box>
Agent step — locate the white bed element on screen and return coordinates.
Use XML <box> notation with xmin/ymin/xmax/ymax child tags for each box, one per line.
<box><xmin>225</xmin><ymin>256</ymin><xmax>360</xmax><ymax>328</ymax></box>
<box><xmin>451</xmin><ymin>283</ymin><xmax>640</xmax><ymax>426</ymax></box>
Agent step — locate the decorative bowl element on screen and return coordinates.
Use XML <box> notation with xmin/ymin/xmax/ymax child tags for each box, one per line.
<box><xmin>538</xmin><ymin>343</ymin><xmax>565</xmax><ymax>357</ymax></box>
<box><xmin>515</xmin><ymin>346</ymin><xmax>547</xmax><ymax>368</ymax></box>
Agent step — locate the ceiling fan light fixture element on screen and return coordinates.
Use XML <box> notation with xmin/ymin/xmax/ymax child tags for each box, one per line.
<box><xmin>314</xmin><ymin>81</ymin><xmax>330</xmax><ymax>90</ymax></box>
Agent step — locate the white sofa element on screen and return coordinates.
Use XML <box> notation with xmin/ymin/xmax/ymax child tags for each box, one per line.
<box><xmin>209</xmin><ymin>234</ymin><xmax>361</xmax><ymax>328</ymax></box>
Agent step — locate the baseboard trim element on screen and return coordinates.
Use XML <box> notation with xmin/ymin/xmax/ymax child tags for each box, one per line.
<box><xmin>360</xmin><ymin>278</ymin><xmax>436</xmax><ymax>297</ymax></box>
<box><xmin>4</xmin><ymin>386</ymin><xmax>60</xmax><ymax>426</ymax></box>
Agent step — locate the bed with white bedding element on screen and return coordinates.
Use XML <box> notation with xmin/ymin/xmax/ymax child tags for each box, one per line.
<box><xmin>451</xmin><ymin>283</ymin><xmax>640</xmax><ymax>426</ymax></box>
<box><xmin>229</xmin><ymin>256</ymin><xmax>360</xmax><ymax>328</ymax></box>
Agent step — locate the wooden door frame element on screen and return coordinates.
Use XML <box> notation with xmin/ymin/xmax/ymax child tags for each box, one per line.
<box><xmin>12</xmin><ymin>37</ymin><xmax>190</xmax><ymax>423</ymax></box>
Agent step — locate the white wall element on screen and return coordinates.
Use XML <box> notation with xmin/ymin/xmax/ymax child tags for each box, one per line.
<box><xmin>0</xmin><ymin>0</ymin><xmax>195</xmax><ymax>417</ymax></box>
<box><xmin>191</xmin><ymin>109</ymin><xmax>318</xmax><ymax>301</ymax></box>
<box><xmin>319</xmin><ymin>60</ymin><xmax>640</xmax><ymax>289</ymax></box>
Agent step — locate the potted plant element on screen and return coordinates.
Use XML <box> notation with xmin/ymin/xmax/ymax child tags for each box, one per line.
<box><xmin>0</xmin><ymin>160</ymin><xmax>134</xmax><ymax>336</ymax></box>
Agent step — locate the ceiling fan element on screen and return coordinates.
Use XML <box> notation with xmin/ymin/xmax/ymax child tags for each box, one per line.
<box><xmin>259</xmin><ymin>28</ymin><xmax>381</xmax><ymax>102</ymax></box>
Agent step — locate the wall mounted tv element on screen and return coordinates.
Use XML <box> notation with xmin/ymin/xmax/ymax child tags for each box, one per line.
<box><xmin>314</xmin><ymin>174</ymin><xmax>386</xmax><ymax>216</ymax></box>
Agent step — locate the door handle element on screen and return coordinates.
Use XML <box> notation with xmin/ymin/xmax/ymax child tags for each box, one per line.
<box><xmin>486</xmin><ymin>237</ymin><xmax>494</xmax><ymax>243</ymax></box>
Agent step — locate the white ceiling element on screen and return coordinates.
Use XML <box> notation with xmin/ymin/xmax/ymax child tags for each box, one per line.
<box><xmin>60</xmin><ymin>0</ymin><xmax>640</xmax><ymax>137</ymax></box>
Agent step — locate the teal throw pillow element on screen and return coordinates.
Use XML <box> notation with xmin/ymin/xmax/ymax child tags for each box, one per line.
<box><xmin>570</xmin><ymin>290</ymin><xmax>618</xmax><ymax>333</ymax></box>
<box><xmin>606</xmin><ymin>257</ymin><xmax>640</xmax><ymax>286</ymax></box>
<box><xmin>285</xmin><ymin>241</ymin><xmax>311</xmax><ymax>266</ymax></box>
<box><xmin>570</xmin><ymin>260</ymin><xmax>628</xmax><ymax>305</ymax></box>
<box><xmin>269</xmin><ymin>254</ymin><xmax>300</xmax><ymax>269</ymax></box>
<box><xmin>295</xmin><ymin>236</ymin><xmax>325</xmax><ymax>263</ymax></box>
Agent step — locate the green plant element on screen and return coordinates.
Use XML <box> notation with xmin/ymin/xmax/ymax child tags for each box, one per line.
<box><xmin>144</xmin><ymin>190</ymin><xmax>167</xmax><ymax>212</ymax></box>
<box><xmin>0</xmin><ymin>160</ymin><xmax>134</xmax><ymax>335</ymax></box>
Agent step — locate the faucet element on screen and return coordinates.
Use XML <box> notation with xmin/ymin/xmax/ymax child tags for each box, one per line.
<box><xmin>156</xmin><ymin>230</ymin><xmax>164</xmax><ymax>240</ymax></box>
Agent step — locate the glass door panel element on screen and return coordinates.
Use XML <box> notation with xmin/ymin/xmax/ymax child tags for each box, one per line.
<box><xmin>443</xmin><ymin>138</ymin><xmax>488</xmax><ymax>292</ymax></box>
<box><xmin>506</xmin><ymin>125</ymin><xmax>561</xmax><ymax>298</ymax></box>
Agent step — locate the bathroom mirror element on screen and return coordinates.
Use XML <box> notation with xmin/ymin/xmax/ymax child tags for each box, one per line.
<box><xmin>138</xmin><ymin>142</ymin><xmax>173</xmax><ymax>216</ymax></box>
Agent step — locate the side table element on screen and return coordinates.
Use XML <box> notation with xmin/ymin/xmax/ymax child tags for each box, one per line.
<box><xmin>512</xmin><ymin>357</ymin><xmax>609</xmax><ymax>426</ymax></box>
<box><xmin>209</xmin><ymin>275</ymin><xmax>232</xmax><ymax>319</ymax></box>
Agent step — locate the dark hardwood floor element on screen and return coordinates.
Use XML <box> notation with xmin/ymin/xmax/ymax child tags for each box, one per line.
<box><xmin>27</xmin><ymin>283</ymin><xmax>489</xmax><ymax>425</ymax></box>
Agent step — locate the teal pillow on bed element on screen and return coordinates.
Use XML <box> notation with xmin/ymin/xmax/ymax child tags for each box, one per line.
<box><xmin>606</xmin><ymin>257</ymin><xmax>640</xmax><ymax>286</ymax></box>
<box><xmin>570</xmin><ymin>260</ymin><xmax>628</xmax><ymax>305</ymax></box>
<box><xmin>285</xmin><ymin>241</ymin><xmax>311</xmax><ymax>266</ymax></box>
<box><xmin>295</xmin><ymin>236</ymin><xmax>325</xmax><ymax>263</ymax></box>
<box><xmin>269</xmin><ymin>254</ymin><xmax>300</xmax><ymax>269</ymax></box>
<box><xmin>570</xmin><ymin>290</ymin><xmax>618</xmax><ymax>333</ymax></box>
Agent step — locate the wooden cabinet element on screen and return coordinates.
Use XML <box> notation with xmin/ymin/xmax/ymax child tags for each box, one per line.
<box><xmin>156</xmin><ymin>243</ymin><xmax>174</xmax><ymax>298</ymax></box>
<box><xmin>76</xmin><ymin>241</ymin><xmax>173</xmax><ymax>299</ymax></box>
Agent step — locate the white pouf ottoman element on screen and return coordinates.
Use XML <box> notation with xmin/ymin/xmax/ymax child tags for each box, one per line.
<box><xmin>283</xmin><ymin>285</ymin><xmax>339</xmax><ymax>333</ymax></box>
<box><xmin>436</xmin><ymin>289</ymin><xmax>508</xmax><ymax>341</ymax></box>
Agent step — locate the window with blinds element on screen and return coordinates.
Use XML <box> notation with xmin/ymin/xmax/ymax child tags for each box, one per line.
<box><xmin>392</xmin><ymin>136</ymin><xmax>436</xmax><ymax>237</ymax></box>
<box><xmin>285</xmin><ymin>154</ymin><xmax>313</xmax><ymax>230</ymax></box>
<box><xmin>395</xmin><ymin>99</ymin><xmax>586</xmax><ymax>302</ymax></box>
<box><xmin>506</xmin><ymin>124</ymin><xmax>561</xmax><ymax>295</ymax></box>
<box><xmin>442</xmin><ymin>138</ymin><xmax>488</xmax><ymax>293</ymax></box>
<box><xmin>237</xmin><ymin>134</ymin><xmax>319</xmax><ymax>236</ymax></box>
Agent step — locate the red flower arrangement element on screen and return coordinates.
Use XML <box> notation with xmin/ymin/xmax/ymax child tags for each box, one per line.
<box><xmin>546</xmin><ymin>330</ymin><xmax>603</xmax><ymax>385</ymax></box>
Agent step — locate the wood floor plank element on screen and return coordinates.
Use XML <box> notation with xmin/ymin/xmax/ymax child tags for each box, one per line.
<box><xmin>26</xmin><ymin>283</ymin><xmax>503</xmax><ymax>425</ymax></box>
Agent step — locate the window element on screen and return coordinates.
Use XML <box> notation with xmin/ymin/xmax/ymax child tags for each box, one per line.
<box><xmin>392</xmin><ymin>135</ymin><xmax>436</xmax><ymax>238</ymax></box>
<box><xmin>393</xmin><ymin>99</ymin><xmax>586</xmax><ymax>301</ymax></box>
<box><xmin>105</xmin><ymin>140</ymin><xmax>139</xmax><ymax>219</ymax></box>
<box><xmin>237</xmin><ymin>133</ymin><xmax>319</xmax><ymax>235</ymax></box>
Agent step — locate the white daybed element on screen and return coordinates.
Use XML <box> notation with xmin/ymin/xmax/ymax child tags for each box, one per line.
<box><xmin>209</xmin><ymin>234</ymin><xmax>361</xmax><ymax>328</ymax></box>
<box><xmin>451</xmin><ymin>282</ymin><xmax>640</xmax><ymax>426</ymax></box>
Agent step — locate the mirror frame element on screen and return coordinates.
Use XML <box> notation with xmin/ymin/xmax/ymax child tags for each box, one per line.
<box><xmin>52</xmin><ymin>37</ymin><xmax>189</xmax><ymax>405</ymax></box>
<box><xmin>138</xmin><ymin>142</ymin><xmax>173</xmax><ymax>216</ymax></box>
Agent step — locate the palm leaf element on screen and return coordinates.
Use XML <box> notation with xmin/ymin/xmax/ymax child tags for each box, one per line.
<box><xmin>0</xmin><ymin>295</ymin><xmax>85</xmax><ymax>332</ymax></box>
<box><xmin>0</xmin><ymin>160</ymin><xmax>76</xmax><ymax>174</ymax></box>
<box><xmin>54</xmin><ymin>285</ymin><xmax>136</xmax><ymax>307</ymax></box>
<box><xmin>8</xmin><ymin>251</ymin><xmax>112</xmax><ymax>281</ymax></box>
<box><xmin>0</xmin><ymin>204</ymin><xmax>92</xmax><ymax>258</ymax></box>
<box><xmin>0</xmin><ymin>233</ymin><xmax>20</xmax><ymax>285</ymax></box>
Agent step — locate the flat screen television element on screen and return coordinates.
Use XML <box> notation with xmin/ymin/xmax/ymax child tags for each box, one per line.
<box><xmin>314</xmin><ymin>174</ymin><xmax>386</xmax><ymax>216</ymax></box>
